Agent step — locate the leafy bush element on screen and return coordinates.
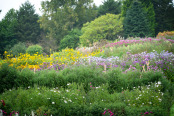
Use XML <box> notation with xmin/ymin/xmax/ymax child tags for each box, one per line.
<box><xmin>59</xmin><ymin>29</ymin><xmax>82</xmax><ymax>50</ymax></box>
<box><xmin>0</xmin><ymin>63</ymin><xmax>18</xmax><ymax>93</ymax></box>
<box><xmin>26</xmin><ymin>45</ymin><xmax>43</xmax><ymax>55</ymax></box>
<box><xmin>15</xmin><ymin>68</ymin><xmax>34</xmax><ymax>88</ymax></box>
<box><xmin>33</xmin><ymin>69</ymin><xmax>65</xmax><ymax>88</ymax></box>
<box><xmin>9</xmin><ymin>42</ymin><xmax>26</xmax><ymax>57</ymax></box>
<box><xmin>80</xmin><ymin>13</ymin><xmax>123</xmax><ymax>46</ymax></box>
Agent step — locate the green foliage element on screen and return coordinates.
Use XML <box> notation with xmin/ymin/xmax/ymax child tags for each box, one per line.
<box><xmin>15</xmin><ymin>68</ymin><xmax>34</xmax><ymax>88</ymax></box>
<box><xmin>170</xmin><ymin>104</ymin><xmax>174</xmax><ymax>116</ymax></box>
<box><xmin>97</xmin><ymin>0</ymin><xmax>121</xmax><ymax>16</ymax></box>
<box><xmin>0</xmin><ymin>63</ymin><xmax>18</xmax><ymax>93</ymax></box>
<box><xmin>122</xmin><ymin>0</ymin><xmax>156</xmax><ymax>37</ymax></box>
<box><xmin>39</xmin><ymin>0</ymin><xmax>97</xmax><ymax>45</ymax></box>
<box><xmin>26</xmin><ymin>45</ymin><xmax>43</xmax><ymax>55</ymax></box>
<box><xmin>123</xmin><ymin>1</ymin><xmax>152</xmax><ymax>38</ymax></box>
<box><xmin>15</xmin><ymin>1</ymin><xmax>41</xmax><ymax>44</ymax></box>
<box><xmin>9</xmin><ymin>42</ymin><xmax>26</xmax><ymax>57</ymax></box>
<box><xmin>80</xmin><ymin>14</ymin><xmax>124</xmax><ymax>46</ymax></box>
<box><xmin>122</xmin><ymin>0</ymin><xmax>174</xmax><ymax>36</ymax></box>
<box><xmin>59</xmin><ymin>29</ymin><xmax>82</xmax><ymax>50</ymax></box>
<box><xmin>0</xmin><ymin>9</ymin><xmax>18</xmax><ymax>57</ymax></box>
<box><xmin>151</xmin><ymin>0</ymin><xmax>174</xmax><ymax>34</ymax></box>
<box><xmin>33</xmin><ymin>69</ymin><xmax>65</xmax><ymax>88</ymax></box>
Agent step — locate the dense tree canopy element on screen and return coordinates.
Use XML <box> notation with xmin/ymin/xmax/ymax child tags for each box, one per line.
<box><xmin>15</xmin><ymin>1</ymin><xmax>41</xmax><ymax>44</ymax></box>
<box><xmin>80</xmin><ymin>13</ymin><xmax>123</xmax><ymax>46</ymax></box>
<box><xmin>122</xmin><ymin>0</ymin><xmax>156</xmax><ymax>36</ymax></box>
<box><xmin>123</xmin><ymin>1</ymin><xmax>151</xmax><ymax>38</ymax></box>
<box><xmin>0</xmin><ymin>9</ymin><xmax>18</xmax><ymax>56</ymax></box>
<box><xmin>39</xmin><ymin>0</ymin><xmax>97</xmax><ymax>46</ymax></box>
<box><xmin>97</xmin><ymin>0</ymin><xmax>122</xmax><ymax>16</ymax></box>
<box><xmin>122</xmin><ymin>0</ymin><xmax>174</xmax><ymax>35</ymax></box>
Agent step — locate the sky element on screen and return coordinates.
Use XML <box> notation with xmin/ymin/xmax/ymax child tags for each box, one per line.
<box><xmin>0</xmin><ymin>0</ymin><xmax>104</xmax><ymax>21</ymax></box>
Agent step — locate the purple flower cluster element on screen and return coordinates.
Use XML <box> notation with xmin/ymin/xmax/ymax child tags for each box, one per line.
<box><xmin>141</xmin><ymin>111</ymin><xmax>153</xmax><ymax>116</ymax></box>
<box><xmin>76</xmin><ymin>50</ymin><xmax>174</xmax><ymax>73</ymax></box>
<box><xmin>102</xmin><ymin>109</ymin><xmax>115</xmax><ymax>116</ymax></box>
<box><xmin>0</xmin><ymin>109</ymin><xmax>19</xmax><ymax>116</ymax></box>
<box><xmin>38</xmin><ymin>62</ymin><xmax>66</xmax><ymax>71</ymax></box>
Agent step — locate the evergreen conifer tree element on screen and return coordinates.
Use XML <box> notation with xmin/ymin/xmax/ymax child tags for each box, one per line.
<box><xmin>15</xmin><ymin>1</ymin><xmax>41</xmax><ymax>44</ymax></box>
<box><xmin>123</xmin><ymin>1</ymin><xmax>151</xmax><ymax>38</ymax></box>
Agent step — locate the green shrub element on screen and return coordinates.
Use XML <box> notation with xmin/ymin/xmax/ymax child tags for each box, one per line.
<box><xmin>59</xmin><ymin>29</ymin><xmax>82</xmax><ymax>50</ymax></box>
<box><xmin>9</xmin><ymin>42</ymin><xmax>26</xmax><ymax>57</ymax></box>
<box><xmin>26</xmin><ymin>45</ymin><xmax>43</xmax><ymax>55</ymax></box>
<box><xmin>170</xmin><ymin>104</ymin><xmax>174</xmax><ymax>116</ymax></box>
<box><xmin>80</xmin><ymin>14</ymin><xmax>123</xmax><ymax>46</ymax></box>
<box><xmin>0</xmin><ymin>63</ymin><xmax>18</xmax><ymax>93</ymax></box>
<box><xmin>15</xmin><ymin>68</ymin><xmax>34</xmax><ymax>88</ymax></box>
<box><xmin>62</xmin><ymin>65</ymin><xmax>106</xmax><ymax>92</ymax></box>
<box><xmin>33</xmin><ymin>69</ymin><xmax>65</xmax><ymax>88</ymax></box>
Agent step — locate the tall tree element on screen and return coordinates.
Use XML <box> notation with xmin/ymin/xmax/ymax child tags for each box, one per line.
<box><xmin>122</xmin><ymin>0</ymin><xmax>156</xmax><ymax>37</ymax></box>
<box><xmin>15</xmin><ymin>1</ymin><xmax>41</xmax><ymax>44</ymax></box>
<box><xmin>123</xmin><ymin>1</ymin><xmax>151</xmax><ymax>38</ymax></box>
<box><xmin>0</xmin><ymin>9</ymin><xmax>18</xmax><ymax>56</ymax></box>
<box><xmin>122</xmin><ymin>0</ymin><xmax>174</xmax><ymax>36</ymax></box>
<box><xmin>97</xmin><ymin>0</ymin><xmax>122</xmax><ymax>16</ymax></box>
<box><xmin>151</xmin><ymin>0</ymin><xmax>174</xmax><ymax>34</ymax></box>
<box><xmin>39</xmin><ymin>0</ymin><xmax>97</xmax><ymax>48</ymax></box>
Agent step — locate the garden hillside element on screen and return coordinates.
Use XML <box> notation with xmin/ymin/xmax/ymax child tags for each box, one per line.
<box><xmin>0</xmin><ymin>0</ymin><xmax>174</xmax><ymax>115</ymax></box>
<box><xmin>0</xmin><ymin>34</ymin><xmax>174</xmax><ymax>115</ymax></box>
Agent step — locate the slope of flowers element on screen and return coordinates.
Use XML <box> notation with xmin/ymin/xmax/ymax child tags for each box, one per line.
<box><xmin>105</xmin><ymin>38</ymin><xmax>174</xmax><ymax>48</ymax></box>
<box><xmin>1</xmin><ymin>48</ymin><xmax>102</xmax><ymax>70</ymax></box>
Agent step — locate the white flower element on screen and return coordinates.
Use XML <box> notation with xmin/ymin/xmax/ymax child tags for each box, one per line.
<box><xmin>52</xmin><ymin>102</ymin><xmax>55</xmax><ymax>104</ymax></box>
<box><xmin>142</xmin><ymin>103</ymin><xmax>144</xmax><ymax>105</ymax></box>
<box><xmin>83</xmin><ymin>96</ymin><xmax>85</xmax><ymax>98</ymax></box>
<box><xmin>149</xmin><ymin>102</ymin><xmax>152</xmax><ymax>104</ymax></box>
<box><xmin>56</xmin><ymin>87</ymin><xmax>58</xmax><ymax>89</ymax></box>
<box><xmin>38</xmin><ymin>87</ymin><xmax>40</xmax><ymax>89</ymax></box>
<box><xmin>28</xmin><ymin>86</ymin><xmax>30</xmax><ymax>88</ymax></box>
<box><xmin>54</xmin><ymin>91</ymin><xmax>56</xmax><ymax>92</ymax></box>
<box><xmin>67</xmin><ymin>83</ymin><xmax>71</xmax><ymax>86</ymax></box>
<box><xmin>157</xmin><ymin>81</ymin><xmax>161</xmax><ymax>85</ymax></box>
<box><xmin>158</xmin><ymin>98</ymin><xmax>162</xmax><ymax>102</ymax></box>
<box><xmin>31</xmin><ymin>98</ymin><xmax>32</xmax><ymax>99</ymax></box>
<box><xmin>47</xmin><ymin>98</ymin><xmax>50</xmax><ymax>99</ymax></box>
<box><xmin>139</xmin><ymin>94</ymin><xmax>142</xmax><ymax>96</ymax></box>
<box><xmin>161</xmin><ymin>92</ymin><xmax>164</xmax><ymax>96</ymax></box>
<box><xmin>64</xmin><ymin>100</ymin><xmax>67</xmax><ymax>103</ymax></box>
<box><xmin>68</xmin><ymin>100</ymin><xmax>72</xmax><ymax>102</ymax></box>
<box><xmin>38</xmin><ymin>93</ymin><xmax>41</xmax><ymax>95</ymax></box>
<box><xmin>66</xmin><ymin>90</ymin><xmax>69</xmax><ymax>92</ymax></box>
